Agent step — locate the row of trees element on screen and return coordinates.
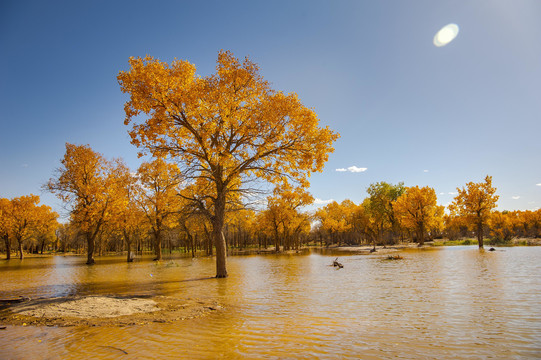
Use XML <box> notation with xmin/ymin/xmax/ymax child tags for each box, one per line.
<box><xmin>314</xmin><ymin>176</ymin><xmax>501</xmax><ymax>249</ymax></box>
<box><xmin>4</xmin><ymin>166</ymin><xmax>537</xmax><ymax>262</ymax></box>
<box><xmin>315</xmin><ymin>176</ymin><xmax>534</xmax><ymax>248</ymax></box>
<box><xmin>0</xmin><ymin>195</ymin><xmax>59</xmax><ymax>259</ymax></box>
<box><xmin>39</xmin><ymin>143</ymin><xmax>321</xmax><ymax>263</ymax></box>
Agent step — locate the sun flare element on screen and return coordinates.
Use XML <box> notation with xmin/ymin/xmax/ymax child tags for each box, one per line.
<box><xmin>433</xmin><ymin>23</ymin><xmax>459</xmax><ymax>47</ymax></box>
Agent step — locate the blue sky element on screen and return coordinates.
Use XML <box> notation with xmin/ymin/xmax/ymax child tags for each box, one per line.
<box><xmin>1</xmin><ymin>0</ymin><xmax>540</xmax><ymax>217</ymax></box>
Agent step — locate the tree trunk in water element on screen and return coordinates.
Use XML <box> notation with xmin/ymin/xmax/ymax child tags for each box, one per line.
<box><xmin>477</xmin><ymin>221</ymin><xmax>484</xmax><ymax>248</ymax></box>
<box><xmin>213</xmin><ymin>194</ymin><xmax>228</xmax><ymax>278</ymax></box>
<box><xmin>17</xmin><ymin>238</ymin><xmax>24</xmax><ymax>260</ymax></box>
<box><xmin>273</xmin><ymin>226</ymin><xmax>280</xmax><ymax>253</ymax></box>
<box><xmin>154</xmin><ymin>229</ymin><xmax>162</xmax><ymax>261</ymax></box>
<box><xmin>4</xmin><ymin>235</ymin><xmax>10</xmax><ymax>260</ymax></box>
<box><xmin>187</xmin><ymin>232</ymin><xmax>195</xmax><ymax>258</ymax></box>
<box><xmin>127</xmin><ymin>240</ymin><xmax>133</xmax><ymax>262</ymax></box>
<box><xmin>418</xmin><ymin>223</ymin><xmax>425</xmax><ymax>246</ymax></box>
<box><xmin>275</xmin><ymin>236</ymin><xmax>280</xmax><ymax>253</ymax></box>
<box><xmin>192</xmin><ymin>233</ymin><xmax>196</xmax><ymax>258</ymax></box>
<box><xmin>125</xmin><ymin>230</ymin><xmax>133</xmax><ymax>263</ymax></box>
<box><xmin>86</xmin><ymin>232</ymin><xmax>95</xmax><ymax>264</ymax></box>
<box><xmin>204</xmin><ymin>224</ymin><xmax>213</xmax><ymax>256</ymax></box>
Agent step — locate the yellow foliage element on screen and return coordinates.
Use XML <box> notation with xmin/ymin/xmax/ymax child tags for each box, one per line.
<box><xmin>448</xmin><ymin>175</ymin><xmax>498</xmax><ymax>246</ymax></box>
<box><xmin>118</xmin><ymin>50</ymin><xmax>339</xmax><ymax>195</ymax></box>
<box><xmin>393</xmin><ymin>186</ymin><xmax>441</xmax><ymax>245</ymax></box>
<box><xmin>136</xmin><ymin>157</ymin><xmax>182</xmax><ymax>232</ymax></box>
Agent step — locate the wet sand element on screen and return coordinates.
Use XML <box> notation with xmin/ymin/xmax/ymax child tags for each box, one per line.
<box><xmin>1</xmin><ymin>295</ymin><xmax>223</xmax><ymax>327</ymax></box>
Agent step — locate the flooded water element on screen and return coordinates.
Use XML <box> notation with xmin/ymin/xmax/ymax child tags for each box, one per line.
<box><xmin>1</xmin><ymin>246</ymin><xmax>541</xmax><ymax>359</ymax></box>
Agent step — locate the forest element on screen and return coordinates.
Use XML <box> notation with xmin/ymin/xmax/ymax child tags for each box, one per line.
<box><xmin>1</xmin><ymin>51</ymin><xmax>540</xmax><ymax>276</ymax></box>
<box><xmin>1</xmin><ymin>167</ymin><xmax>540</xmax><ymax>262</ymax></box>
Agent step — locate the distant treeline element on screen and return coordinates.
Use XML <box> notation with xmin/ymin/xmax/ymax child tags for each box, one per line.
<box><xmin>2</xmin><ymin>166</ymin><xmax>539</xmax><ymax>261</ymax></box>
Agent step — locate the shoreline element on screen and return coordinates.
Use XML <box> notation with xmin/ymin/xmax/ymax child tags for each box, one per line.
<box><xmin>2</xmin><ymin>238</ymin><xmax>540</xmax><ymax>261</ymax></box>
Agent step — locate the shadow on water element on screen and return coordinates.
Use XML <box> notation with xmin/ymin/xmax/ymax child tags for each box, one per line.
<box><xmin>0</xmin><ymin>253</ymin><xmax>206</xmax><ymax>272</ymax></box>
<box><xmin>1</xmin><ymin>275</ymin><xmax>218</xmax><ymax>300</ymax></box>
<box><xmin>0</xmin><ymin>249</ymin><xmax>313</xmax><ymax>272</ymax></box>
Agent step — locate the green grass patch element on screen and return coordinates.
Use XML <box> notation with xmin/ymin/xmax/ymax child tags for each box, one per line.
<box><xmin>433</xmin><ymin>239</ymin><xmax>476</xmax><ymax>246</ymax></box>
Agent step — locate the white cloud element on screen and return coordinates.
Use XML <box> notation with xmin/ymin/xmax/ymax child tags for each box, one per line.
<box><xmin>348</xmin><ymin>166</ymin><xmax>367</xmax><ymax>173</ymax></box>
<box><xmin>423</xmin><ymin>170</ymin><xmax>429</xmax><ymax>173</ymax></box>
<box><xmin>512</xmin><ymin>196</ymin><xmax>520</xmax><ymax>200</ymax></box>
<box><xmin>336</xmin><ymin>166</ymin><xmax>367</xmax><ymax>173</ymax></box>
<box><xmin>448</xmin><ymin>192</ymin><xmax>457</xmax><ymax>195</ymax></box>
<box><xmin>314</xmin><ymin>198</ymin><xmax>334</xmax><ymax>205</ymax></box>
<box><xmin>537</xmin><ymin>183</ymin><xmax>541</xmax><ymax>186</ymax></box>
<box><xmin>439</xmin><ymin>192</ymin><xmax>445</xmax><ymax>195</ymax></box>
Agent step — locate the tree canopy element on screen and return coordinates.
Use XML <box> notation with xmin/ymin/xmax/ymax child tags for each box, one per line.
<box><xmin>449</xmin><ymin>175</ymin><xmax>499</xmax><ymax>248</ymax></box>
<box><xmin>118</xmin><ymin>50</ymin><xmax>339</xmax><ymax>277</ymax></box>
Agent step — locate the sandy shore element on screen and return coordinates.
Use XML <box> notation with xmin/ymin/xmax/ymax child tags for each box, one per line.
<box><xmin>0</xmin><ymin>295</ymin><xmax>223</xmax><ymax>327</ymax></box>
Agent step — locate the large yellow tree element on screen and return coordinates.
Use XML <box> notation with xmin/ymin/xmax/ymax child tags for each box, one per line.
<box><xmin>9</xmin><ymin>194</ymin><xmax>41</xmax><ymax>259</ymax></box>
<box><xmin>316</xmin><ymin>201</ymin><xmax>351</xmax><ymax>247</ymax></box>
<box><xmin>365</xmin><ymin>182</ymin><xmax>405</xmax><ymax>245</ymax></box>
<box><xmin>394</xmin><ymin>186</ymin><xmax>443</xmax><ymax>246</ymax></box>
<box><xmin>107</xmin><ymin>160</ymin><xmax>145</xmax><ymax>262</ymax></box>
<box><xmin>136</xmin><ymin>158</ymin><xmax>182</xmax><ymax>261</ymax></box>
<box><xmin>47</xmin><ymin>143</ymin><xmax>122</xmax><ymax>264</ymax></box>
<box><xmin>33</xmin><ymin>204</ymin><xmax>59</xmax><ymax>254</ymax></box>
<box><xmin>449</xmin><ymin>175</ymin><xmax>499</xmax><ymax>248</ymax></box>
<box><xmin>118</xmin><ymin>51</ymin><xmax>339</xmax><ymax>277</ymax></box>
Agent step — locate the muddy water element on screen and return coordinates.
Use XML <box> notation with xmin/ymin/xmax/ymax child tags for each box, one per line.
<box><xmin>1</xmin><ymin>247</ymin><xmax>541</xmax><ymax>359</ymax></box>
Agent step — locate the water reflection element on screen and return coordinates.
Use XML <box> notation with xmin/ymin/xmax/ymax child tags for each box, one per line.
<box><xmin>1</xmin><ymin>247</ymin><xmax>541</xmax><ymax>359</ymax></box>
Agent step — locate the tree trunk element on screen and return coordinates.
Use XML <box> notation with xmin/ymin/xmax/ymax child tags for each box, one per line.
<box><xmin>192</xmin><ymin>233</ymin><xmax>196</xmax><ymax>258</ymax></box>
<box><xmin>275</xmin><ymin>236</ymin><xmax>281</xmax><ymax>253</ymax></box>
<box><xmin>86</xmin><ymin>232</ymin><xmax>95</xmax><ymax>264</ymax></box>
<box><xmin>477</xmin><ymin>221</ymin><xmax>484</xmax><ymax>248</ymax></box>
<box><xmin>213</xmin><ymin>193</ymin><xmax>227</xmax><ymax>278</ymax></box>
<box><xmin>187</xmin><ymin>232</ymin><xmax>194</xmax><ymax>258</ymax></box>
<box><xmin>273</xmin><ymin>226</ymin><xmax>280</xmax><ymax>253</ymax></box>
<box><xmin>418</xmin><ymin>223</ymin><xmax>425</xmax><ymax>246</ymax></box>
<box><xmin>3</xmin><ymin>235</ymin><xmax>10</xmax><ymax>260</ymax></box>
<box><xmin>124</xmin><ymin>230</ymin><xmax>133</xmax><ymax>263</ymax></box>
<box><xmin>127</xmin><ymin>239</ymin><xmax>133</xmax><ymax>262</ymax></box>
<box><xmin>154</xmin><ymin>228</ymin><xmax>162</xmax><ymax>261</ymax></box>
<box><xmin>17</xmin><ymin>237</ymin><xmax>24</xmax><ymax>260</ymax></box>
<box><xmin>203</xmin><ymin>224</ymin><xmax>212</xmax><ymax>256</ymax></box>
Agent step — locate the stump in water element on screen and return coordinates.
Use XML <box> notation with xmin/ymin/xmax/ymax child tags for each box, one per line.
<box><xmin>332</xmin><ymin>258</ymin><xmax>343</xmax><ymax>268</ymax></box>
